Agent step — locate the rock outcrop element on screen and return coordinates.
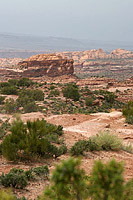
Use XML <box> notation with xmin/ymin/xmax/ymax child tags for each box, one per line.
<box><xmin>17</xmin><ymin>54</ymin><xmax>74</xmax><ymax>77</ymax></box>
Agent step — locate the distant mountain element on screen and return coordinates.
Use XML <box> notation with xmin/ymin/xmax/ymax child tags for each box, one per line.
<box><xmin>0</xmin><ymin>33</ymin><xmax>133</xmax><ymax>58</ymax></box>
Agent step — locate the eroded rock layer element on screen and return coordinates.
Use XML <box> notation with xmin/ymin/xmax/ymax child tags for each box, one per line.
<box><xmin>18</xmin><ymin>54</ymin><xmax>74</xmax><ymax>77</ymax></box>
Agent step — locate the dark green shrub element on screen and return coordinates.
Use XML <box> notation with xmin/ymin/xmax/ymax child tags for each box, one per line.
<box><xmin>70</xmin><ymin>132</ymin><xmax>123</xmax><ymax>156</ymax></box>
<box><xmin>62</xmin><ymin>83</ymin><xmax>80</xmax><ymax>101</ymax></box>
<box><xmin>70</xmin><ymin>140</ymin><xmax>90</xmax><ymax>156</ymax></box>
<box><xmin>0</xmin><ymin>119</ymin><xmax>11</xmax><ymax>139</ymax></box>
<box><xmin>17</xmin><ymin>78</ymin><xmax>33</xmax><ymax>87</ymax></box>
<box><xmin>16</xmin><ymin>95</ymin><xmax>34</xmax><ymax>107</ymax></box>
<box><xmin>123</xmin><ymin>101</ymin><xmax>133</xmax><ymax>124</ymax></box>
<box><xmin>0</xmin><ymin>82</ymin><xmax>10</xmax><ymax>88</ymax></box>
<box><xmin>88</xmin><ymin>159</ymin><xmax>133</xmax><ymax>200</ymax></box>
<box><xmin>4</xmin><ymin>99</ymin><xmax>18</xmax><ymax>114</ymax></box>
<box><xmin>23</xmin><ymin>102</ymin><xmax>38</xmax><ymax>113</ymax></box>
<box><xmin>0</xmin><ymin>168</ymin><xmax>28</xmax><ymax>189</ymax></box>
<box><xmin>33</xmin><ymin>165</ymin><xmax>49</xmax><ymax>178</ymax></box>
<box><xmin>18</xmin><ymin>89</ymin><xmax>44</xmax><ymax>102</ymax></box>
<box><xmin>0</xmin><ymin>96</ymin><xmax>5</xmax><ymax>105</ymax></box>
<box><xmin>49</xmin><ymin>89</ymin><xmax>60</xmax><ymax>97</ymax></box>
<box><xmin>126</xmin><ymin>115</ymin><xmax>133</xmax><ymax>125</ymax></box>
<box><xmin>2</xmin><ymin>118</ymin><xmax>65</xmax><ymax>161</ymax></box>
<box><xmin>1</xmin><ymin>86</ymin><xmax>18</xmax><ymax>95</ymax></box>
<box><xmin>85</xmin><ymin>97</ymin><xmax>93</xmax><ymax>106</ymax></box>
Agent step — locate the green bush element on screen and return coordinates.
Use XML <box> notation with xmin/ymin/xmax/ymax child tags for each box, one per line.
<box><xmin>0</xmin><ymin>168</ymin><xmax>28</xmax><ymax>189</ymax></box>
<box><xmin>89</xmin><ymin>131</ymin><xmax>122</xmax><ymax>151</ymax></box>
<box><xmin>33</xmin><ymin>165</ymin><xmax>49</xmax><ymax>178</ymax></box>
<box><xmin>17</xmin><ymin>78</ymin><xmax>33</xmax><ymax>87</ymax></box>
<box><xmin>4</xmin><ymin>99</ymin><xmax>18</xmax><ymax>114</ymax></box>
<box><xmin>85</xmin><ymin>97</ymin><xmax>93</xmax><ymax>106</ymax></box>
<box><xmin>18</xmin><ymin>89</ymin><xmax>44</xmax><ymax>103</ymax></box>
<box><xmin>49</xmin><ymin>89</ymin><xmax>60</xmax><ymax>97</ymax></box>
<box><xmin>88</xmin><ymin>159</ymin><xmax>133</xmax><ymax>200</ymax></box>
<box><xmin>0</xmin><ymin>190</ymin><xmax>16</xmax><ymax>200</ymax></box>
<box><xmin>40</xmin><ymin>157</ymin><xmax>133</xmax><ymax>200</ymax></box>
<box><xmin>70</xmin><ymin>132</ymin><xmax>123</xmax><ymax>156</ymax></box>
<box><xmin>62</xmin><ymin>83</ymin><xmax>80</xmax><ymax>101</ymax></box>
<box><xmin>0</xmin><ymin>165</ymin><xmax>49</xmax><ymax>189</ymax></box>
<box><xmin>0</xmin><ymin>119</ymin><xmax>11</xmax><ymax>139</ymax></box>
<box><xmin>70</xmin><ymin>140</ymin><xmax>90</xmax><ymax>156</ymax></box>
<box><xmin>1</xmin><ymin>86</ymin><xmax>18</xmax><ymax>95</ymax></box>
<box><xmin>123</xmin><ymin>101</ymin><xmax>133</xmax><ymax>125</ymax></box>
<box><xmin>23</xmin><ymin>102</ymin><xmax>38</xmax><ymax>113</ymax></box>
<box><xmin>0</xmin><ymin>96</ymin><xmax>5</xmax><ymax>105</ymax></box>
<box><xmin>2</xmin><ymin>118</ymin><xmax>65</xmax><ymax>161</ymax></box>
<box><xmin>39</xmin><ymin>157</ymin><xmax>88</xmax><ymax>200</ymax></box>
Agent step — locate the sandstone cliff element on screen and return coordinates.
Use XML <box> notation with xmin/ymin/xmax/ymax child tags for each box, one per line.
<box><xmin>18</xmin><ymin>54</ymin><xmax>74</xmax><ymax>77</ymax></box>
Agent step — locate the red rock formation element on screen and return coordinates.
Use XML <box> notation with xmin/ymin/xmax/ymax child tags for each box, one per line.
<box><xmin>18</xmin><ymin>54</ymin><xmax>74</xmax><ymax>77</ymax></box>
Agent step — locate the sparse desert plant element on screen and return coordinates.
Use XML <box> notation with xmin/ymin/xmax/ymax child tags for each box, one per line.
<box><xmin>122</xmin><ymin>143</ymin><xmax>133</xmax><ymax>154</ymax></box>
<box><xmin>62</xmin><ymin>83</ymin><xmax>80</xmax><ymax>101</ymax></box>
<box><xmin>0</xmin><ymin>189</ymin><xmax>16</xmax><ymax>200</ymax></box>
<box><xmin>70</xmin><ymin>140</ymin><xmax>90</xmax><ymax>156</ymax></box>
<box><xmin>0</xmin><ymin>96</ymin><xmax>5</xmax><ymax>105</ymax></box>
<box><xmin>70</xmin><ymin>132</ymin><xmax>123</xmax><ymax>156</ymax></box>
<box><xmin>89</xmin><ymin>131</ymin><xmax>122</xmax><ymax>151</ymax></box>
<box><xmin>4</xmin><ymin>98</ymin><xmax>18</xmax><ymax>114</ymax></box>
<box><xmin>123</xmin><ymin>100</ymin><xmax>133</xmax><ymax>124</ymax></box>
<box><xmin>0</xmin><ymin>119</ymin><xmax>11</xmax><ymax>139</ymax></box>
<box><xmin>23</xmin><ymin>101</ymin><xmax>38</xmax><ymax>113</ymax></box>
<box><xmin>1</xmin><ymin>86</ymin><xmax>18</xmax><ymax>95</ymax></box>
<box><xmin>0</xmin><ymin>168</ymin><xmax>28</xmax><ymax>189</ymax></box>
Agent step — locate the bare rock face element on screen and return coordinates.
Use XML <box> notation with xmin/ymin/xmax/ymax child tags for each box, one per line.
<box><xmin>18</xmin><ymin>54</ymin><xmax>74</xmax><ymax>77</ymax></box>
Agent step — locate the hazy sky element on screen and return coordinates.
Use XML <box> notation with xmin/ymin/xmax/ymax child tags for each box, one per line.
<box><xmin>0</xmin><ymin>0</ymin><xmax>133</xmax><ymax>41</ymax></box>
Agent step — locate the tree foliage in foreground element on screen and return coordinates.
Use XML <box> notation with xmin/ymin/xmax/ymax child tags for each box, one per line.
<box><xmin>39</xmin><ymin>157</ymin><xmax>133</xmax><ymax>200</ymax></box>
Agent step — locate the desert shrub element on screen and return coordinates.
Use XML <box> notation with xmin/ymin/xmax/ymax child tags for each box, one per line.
<box><xmin>123</xmin><ymin>100</ymin><xmax>133</xmax><ymax>124</ymax></box>
<box><xmin>1</xmin><ymin>86</ymin><xmax>18</xmax><ymax>95</ymax></box>
<box><xmin>17</xmin><ymin>78</ymin><xmax>33</xmax><ymax>87</ymax></box>
<box><xmin>122</xmin><ymin>143</ymin><xmax>133</xmax><ymax>154</ymax></box>
<box><xmin>70</xmin><ymin>140</ymin><xmax>90</xmax><ymax>156</ymax></box>
<box><xmin>89</xmin><ymin>131</ymin><xmax>122</xmax><ymax>151</ymax></box>
<box><xmin>104</xmin><ymin>92</ymin><xmax>117</xmax><ymax>104</ymax></box>
<box><xmin>0</xmin><ymin>82</ymin><xmax>10</xmax><ymax>88</ymax></box>
<box><xmin>39</xmin><ymin>157</ymin><xmax>88</xmax><ymax>200</ymax></box>
<box><xmin>8</xmin><ymin>79</ymin><xmax>18</xmax><ymax>86</ymax></box>
<box><xmin>50</xmin><ymin>85</ymin><xmax>55</xmax><ymax>90</ymax></box>
<box><xmin>49</xmin><ymin>89</ymin><xmax>60</xmax><ymax>97</ymax></box>
<box><xmin>16</xmin><ymin>95</ymin><xmax>34</xmax><ymax>107</ymax></box>
<box><xmin>0</xmin><ymin>165</ymin><xmax>49</xmax><ymax>190</ymax></box>
<box><xmin>62</xmin><ymin>83</ymin><xmax>80</xmax><ymax>101</ymax></box>
<box><xmin>88</xmin><ymin>159</ymin><xmax>133</xmax><ymax>200</ymax></box>
<box><xmin>23</xmin><ymin>102</ymin><xmax>38</xmax><ymax>113</ymax></box>
<box><xmin>85</xmin><ymin>97</ymin><xmax>93</xmax><ymax>106</ymax></box>
<box><xmin>4</xmin><ymin>99</ymin><xmax>18</xmax><ymax>114</ymax></box>
<box><xmin>33</xmin><ymin>165</ymin><xmax>49</xmax><ymax>178</ymax></box>
<box><xmin>2</xmin><ymin>118</ymin><xmax>65</xmax><ymax>161</ymax></box>
<box><xmin>70</xmin><ymin>132</ymin><xmax>122</xmax><ymax>156</ymax></box>
<box><xmin>0</xmin><ymin>119</ymin><xmax>11</xmax><ymax>139</ymax></box>
<box><xmin>18</xmin><ymin>89</ymin><xmax>44</xmax><ymax>102</ymax></box>
<box><xmin>126</xmin><ymin>115</ymin><xmax>133</xmax><ymax>125</ymax></box>
<box><xmin>0</xmin><ymin>96</ymin><xmax>5</xmax><ymax>105</ymax></box>
<box><xmin>0</xmin><ymin>190</ymin><xmax>16</xmax><ymax>200</ymax></box>
<box><xmin>0</xmin><ymin>168</ymin><xmax>28</xmax><ymax>189</ymax></box>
